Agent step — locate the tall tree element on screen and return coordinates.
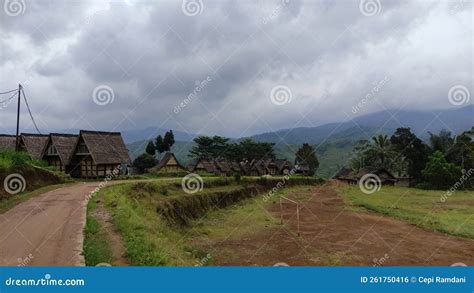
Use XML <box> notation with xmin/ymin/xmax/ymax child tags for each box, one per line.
<box><xmin>366</xmin><ymin>134</ymin><xmax>396</xmax><ymax>168</ymax></box>
<box><xmin>428</xmin><ymin>130</ymin><xmax>454</xmax><ymax>155</ymax></box>
<box><xmin>145</xmin><ymin>140</ymin><xmax>156</xmax><ymax>156</ymax></box>
<box><xmin>155</xmin><ymin>135</ymin><xmax>165</xmax><ymax>154</ymax></box>
<box><xmin>189</xmin><ymin>136</ymin><xmax>230</xmax><ymax>159</ymax></box>
<box><xmin>295</xmin><ymin>143</ymin><xmax>319</xmax><ymax>176</ymax></box>
<box><xmin>163</xmin><ymin>130</ymin><xmax>175</xmax><ymax>152</ymax></box>
<box><xmin>390</xmin><ymin>128</ymin><xmax>429</xmax><ymax>180</ymax></box>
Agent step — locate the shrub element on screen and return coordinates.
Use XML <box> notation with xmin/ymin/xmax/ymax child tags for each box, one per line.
<box><xmin>132</xmin><ymin>153</ymin><xmax>157</xmax><ymax>173</ymax></box>
<box><xmin>422</xmin><ymin>151</ymin><xmax>462</xmax><ymax>189</ymax></box>
<box><xmin>233</xmin><ymin>173</ymin><xmax>241</xmax><ymax>183</ymax></box>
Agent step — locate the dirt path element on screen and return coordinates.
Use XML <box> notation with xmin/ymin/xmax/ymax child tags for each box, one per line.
<box><xmin>0</xmin><ymin>180</ymin><xmax>147</xmax><ymax>266</ymax></box>
<box><xmin>210</xmin><ymin>185</ymin><xmax>474</xmax><ymax>266</ymax></box>
<box><xmin>90</xmin><ymin>198</ymin><xmax>130</xmax><ymax>266</ymax></box>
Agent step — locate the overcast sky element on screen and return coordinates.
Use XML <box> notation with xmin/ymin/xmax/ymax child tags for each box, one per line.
<box><xmin>0</xmin><ymin>0</ymin><xmax>472</xmax><ymax>138</ymax></box>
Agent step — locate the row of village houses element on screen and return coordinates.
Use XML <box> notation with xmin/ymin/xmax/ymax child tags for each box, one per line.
<box><xmin>0</xmin><ymin>131</ymin><xmax>308</xmax><ymax>178</ymax></box>
<box><xmin>0</xmin><ymin>131</ymin><xmax>131</xmax><ymax>178</ymax></box>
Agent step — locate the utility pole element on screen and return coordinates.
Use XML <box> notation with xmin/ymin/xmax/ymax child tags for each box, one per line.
<box><xmin>15</xmin><ymin>84</ymin><xmax>22</xmax><ymax>151</ymax></box>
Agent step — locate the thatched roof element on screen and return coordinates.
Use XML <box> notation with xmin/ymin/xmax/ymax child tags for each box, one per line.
<box><xmin>333</xmin><ymin>167</ymin><xmax>354</xmax><ymax>179</ymax></box>
<box><xmin>49</xmin><ymin>133</ymin><xmax>79</xmax><ymax>165</ymax></box>
<box><xmin>0</xmin><ymin>135</ymin><xmax>16</xmax><ymax>151</ymax></box>
<box><xmin>214</xmin><ymin>160</ymin><xmax>232</xmax><ymax>173</ymax></box>
<box><xmin>193</xmin><ymin>158</ymin><xmax>217</xmax><ymax>173</ymax></box>
<box><xmin>21</xmin><ymin>133</ymin><xmax>49</xmax><ymax>160</ymax></box>
<box><xmin>150</xmin><ymin>152</ymin><xmax>186</xmax><ymax>172</ymax></box>
<box><xmin>274</xmin><ymin>159</ymin><xmax>293</xmax><ymax>172</ymax></box>
<box><xmin>80</xmin><ymin>130</ymin><xmax>131</xmax><ymax>165</ymax></box>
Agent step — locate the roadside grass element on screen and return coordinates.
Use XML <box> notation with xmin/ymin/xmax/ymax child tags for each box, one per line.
<box><xmin>83</xmin><ymin>198</ymin><xmax>113</xmax><ymax>266</ymax></box>
<box><xmin>84</xmin><ymin>178</ymin><xmax>321</xmax><ymax>266</ymax></box>
<box><xmin>0</xmin><ymin>183</ymin><xmax>72</xmax><ymax>214</ymax></box>
<box><xmin>338</xmin><ymin>185</ymin><xmax>474</xmax><ymax>239</ymax></box>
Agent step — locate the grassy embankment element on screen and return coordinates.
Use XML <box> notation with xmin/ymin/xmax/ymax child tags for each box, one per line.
<box><xmin>0</xmin><ymin>150</ymin><xmax>71</xmax><ymax>212</ymax></box>
<box><xmin>339</xmin><ymin>185</ymin><xmax>474</xmax><ymax>239</ymax></box>
<box><xmin>84</xmin><ymin>177</ymin><xmax>321</xmax><ymax>266</ymax></box>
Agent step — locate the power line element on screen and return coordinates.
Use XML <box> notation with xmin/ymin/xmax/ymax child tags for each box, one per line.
<box><xmin>0</xmin><ymin>91</ymin><xmax>17</xmax><ymax>105</ymax></box>
<box><xmin>0</xmin><ymin>88</ymin><xmax>18</xmax><ymax>95</ymax></box>
<box><xmin>20</xmin><ymin>87</ymin><xmax>42</xmax><ymax>134</ymax></box>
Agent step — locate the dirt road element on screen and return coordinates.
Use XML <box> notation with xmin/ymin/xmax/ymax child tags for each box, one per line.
<box><xmin>0</xmin><ymin>182</ymin><xmax>109</xmax><ymax>266</ymax></box>
<box><xmin>209</xmin><ymin>185</ymin><xmax>474</xmax><ymax>266</ymax></box>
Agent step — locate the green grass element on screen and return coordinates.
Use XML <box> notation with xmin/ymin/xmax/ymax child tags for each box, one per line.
<box><xmin>83</xmin><ymin>198</ymin><xmax>113</xmax><ymax>266</ymax></box>
<box><xmin>338</xmin><ymin>185</ymin><xmax>474</xmax><ymax>239</ymax></box>
<box><xmin>83</xmin><ymin>178</ymin><xmax>320</xmax><ymax>266</ymax></box>
<box><xmin>0</xmin><ymin>183</ymin><xmax>72</xmax><ymax>214</ymax></box>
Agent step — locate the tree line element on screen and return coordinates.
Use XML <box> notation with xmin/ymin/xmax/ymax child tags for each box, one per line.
<box><xmin>350</xmin><ymin>127</ymin><xmax>474</xmax><ymax>189</ymax></box>
<box><xmin>133</xmin><ymin>132</ymin><xmax>320</xmax><ymax>175</ymax></box>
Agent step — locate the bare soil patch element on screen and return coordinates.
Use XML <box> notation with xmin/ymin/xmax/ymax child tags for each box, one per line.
<box><xmin>204</xmin><ymin>185</ymin><xmax>474</xmax><ymax>266</ymax></box>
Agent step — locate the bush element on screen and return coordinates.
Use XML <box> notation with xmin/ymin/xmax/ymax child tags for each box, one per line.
<box><xmin>233</xmin><ymin>173</ymin><xmax>241</xmax><ymax>183</ymax></box>
<box><xmin>132</xmin><ymin>153</ymin><xmax>157</xmax><ymax>173</ymax></box>
<box><xmin>422</xmin><ymin>151</ymin><xmax>462</xmax><ymax>189</ymax></box>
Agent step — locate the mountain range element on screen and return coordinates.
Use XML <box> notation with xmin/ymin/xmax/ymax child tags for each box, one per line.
<box><xmin>125</xmin><ymin>105</ymin><xmax>473</xmax><ymax>177</ymax></box>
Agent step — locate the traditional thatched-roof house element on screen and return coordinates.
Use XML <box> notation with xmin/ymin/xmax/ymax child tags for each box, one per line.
<box><xmin>69</xmin><ymin>130</ymin><xmax>131</xmax><ymax>178</ymax></box>
<box><xmin>265</xmin><ymin>159</ymin><xmax>279</xmax><ymax>175</ymax></box>
<box><xmin>229</xmin><ymin>161</ymin><xmax>243</xmax><ymax>175</ymax></box>
<box><xmin>42</xmin><ymin>133</ymin><xmax>79</xmax><ymax>172</ymax></box>
<box><xmin>275</xmin><ymin>159</ymin><xmax>293</xmax><ymax>175</ymax></box>
<box><xmin>18</xmin><ymin>133</ymin><xmax>49</xmax><ymax>160</ymax></box>
<box><xmin>149</xmin><ymin>152</ymin><xmax>187</xmax><ymax>173</ymax></box>
<box><xmin>0</xmin><ymin>134</ymin><xmax>16</xmax><ymax>151</ymax></box>
<box><xmin>295</xmin><ymin>164</ymin><xmax>312</xmax><ymax>176</ymax></box>
<box><xmin>333</xmin><ymin>167</ymin><xmax>355</xmax><ymax>184</ymax></box>
<box><xmin>193</xmin><ymin>158</ymin><xmax>217</xmax><ymax>174</ymax></box>
<box><xmin>213</xmin><ymin>160</ymin><xmax>232</xmax><ymax>176</ymax></box>
<box><xmin>333</xmin><ymin>167</ymin><xmax>397</xmax><ymax>186</ymax></box>
<box><xmin>246</xmin><ymin>160</ymin><xmax>268</xmax><ymax>176</ymax></box>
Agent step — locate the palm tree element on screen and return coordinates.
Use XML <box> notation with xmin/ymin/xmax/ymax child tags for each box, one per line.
<box><xmin>366</xmin><ymin>134</ymin><xmax>397</xmax><ymax>169</ymax></box>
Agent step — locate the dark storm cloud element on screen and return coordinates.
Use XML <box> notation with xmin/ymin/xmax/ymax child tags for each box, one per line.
<box><xmin>0</xmin><ymin>0</ymin><xmax>472</xmax><ymax>137</ymax></box>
